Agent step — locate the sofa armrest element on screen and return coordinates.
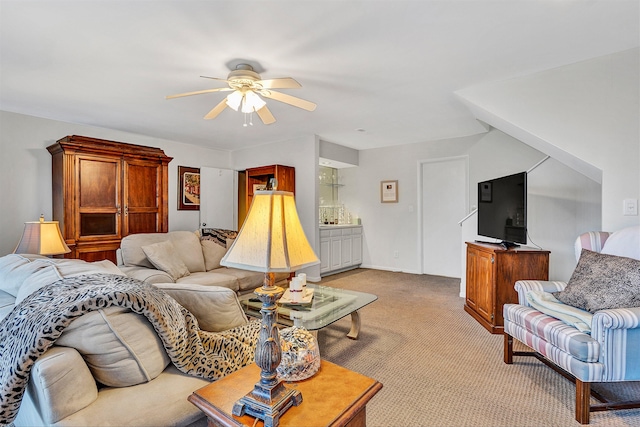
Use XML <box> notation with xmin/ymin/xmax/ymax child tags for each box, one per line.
<box><xmin>154</xmin><ymin>282</ymin><xmax>248</xmax><ymax>332</ymax></box>
<box><xmin>514</xmin><ymin>280</ymin><xmax>567</xmax><ymax>306</ymax></box>
<box><xmin>25</xmin><ymin>346</ymin><xmax>98</xmax><ymax>424</ymax></box>
<box><xmin>119</xmin><ymin>265</ymin><xmax>175</xmax><ymax>284</ymax></box>
<box><xmin>591</xmin><ymin>306</ymin><xmax>640</xmax><ymax>381</ymax></box>
<box><xmin>592</xmin><ymin>307</ymin><xmax>640</xmax><ymax>331</ymax></box>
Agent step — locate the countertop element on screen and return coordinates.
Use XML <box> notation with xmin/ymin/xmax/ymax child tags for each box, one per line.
<box><xmin>319</xmin><ymin>224</ymin><xmax>362</xmax><ymax>228</ymax></box>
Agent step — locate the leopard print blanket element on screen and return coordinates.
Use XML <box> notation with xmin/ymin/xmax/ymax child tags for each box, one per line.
<box><xmin>0</xmin><ymin>274</ymin><xmax>261</xmax><ymax>426</ymax></box>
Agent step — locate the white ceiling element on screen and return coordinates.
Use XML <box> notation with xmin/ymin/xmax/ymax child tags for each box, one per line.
<box><xmin>1</xmin><ymin>1</ymin><xmax>638</xmax><ymax>152</ymax></box>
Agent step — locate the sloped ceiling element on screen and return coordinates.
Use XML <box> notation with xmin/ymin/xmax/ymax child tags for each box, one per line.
<box><xmin>1</xmin><ymin>1</ymin><xmax>638</xmax><ymax>152</ymax></box>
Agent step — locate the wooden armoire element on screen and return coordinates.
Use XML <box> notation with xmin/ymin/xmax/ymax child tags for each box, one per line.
<box><xmin>48</xmin><ymin>135</ymin><xmax>173</xmax><ymax>262</ymax></box>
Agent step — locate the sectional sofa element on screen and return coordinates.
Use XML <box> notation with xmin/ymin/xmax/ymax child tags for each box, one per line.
<box><xmin>117</xmin><ymin>230</ymin><xmax>288</xmax><ymax>294</ymax></box>
<box><xmin>0</xmin><ymin>253</ymin><xmax>261</xmax><ymax>427</ymax></box>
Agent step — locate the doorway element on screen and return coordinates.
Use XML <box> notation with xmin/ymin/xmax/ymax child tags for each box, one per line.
<box><xmin>420</xmin><ymin>156</ymin><xmax>468</xmax><ymax>278</ymax></box>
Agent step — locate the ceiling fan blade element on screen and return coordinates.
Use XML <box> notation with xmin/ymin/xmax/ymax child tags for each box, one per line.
<box><xmin>200</xmin><ymin>76</ymin><xmax>230</xmax><ymax>83</ymax></box>
<box><xmin>166</xmin><ymin>87</ymin><xmax>232</xmax><ymax>99</ymax></box>
<box><xmin>261</xmin><ymin>90</ymin><xmax>317</xmax><ymax>111</ymax></box>
<box><xmin>258</xmin><ymin>78</ymin><xmax>302</xmax><ymax>89</ymax></box>
<box><xmin>204</xmin><ymin>99</ymin><xmax>228</xmax><ymax>120</ymax></box>
<box><xmin>256</xmin><ymin>105</ymin><xmax>276</xmax><ymax>125</ymax></box>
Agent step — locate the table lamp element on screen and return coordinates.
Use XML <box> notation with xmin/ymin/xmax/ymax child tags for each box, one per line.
<box><xmin>220</xmin><ymin>189</ymin><xmax>319</xmax><ymax>427</ymax></box>
<box><xmin>14</xmin><ymin>215</ymin><xmax>71</xmax><ymax>256</ymax></box>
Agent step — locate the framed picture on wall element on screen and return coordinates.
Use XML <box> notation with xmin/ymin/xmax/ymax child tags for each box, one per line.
<box><xmin>381</xmin><ymin>180</ymin><xmax>398</xmax><ymax>203</ymax></box>
<box><xmin>178</xmin><ymin>166</ymin><xmax>200</xmax><ymax>210</ymax></box>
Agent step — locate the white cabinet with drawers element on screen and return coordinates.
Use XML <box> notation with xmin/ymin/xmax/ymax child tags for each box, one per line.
<box><xmin>319</xmin><ymin>225</ymin><xmax>363</xmax><ymax>276</ymax></box>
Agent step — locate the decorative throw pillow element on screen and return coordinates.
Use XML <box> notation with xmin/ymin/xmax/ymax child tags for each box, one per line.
<box><xmin>554</xmin><ymin>249</ymin><xmax>640</xmax><ymax>313</ymax></box>
<box><xmin>201</xmin><ymin>239</ymin><xmax>228</xmax><ymax>271</ymax></box>
<box><xmin>141</xmin><ymin>240</ymin><xmax>190</xmax><ymax>281</ymax></box>
<box><xmin>601</xmin><ymin>225</ymin><xmax>640</xmax><ymax>260</ymax></box>
<box><xmin>56</xmin><ymin>307</ymin><xmax>170</xmax><ymax>387</ymax></box>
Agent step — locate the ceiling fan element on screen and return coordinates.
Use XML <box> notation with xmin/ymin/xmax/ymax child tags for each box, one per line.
<box><xmin>166</xmin><ymin>64</ymin><xmax>316</xmax><ymax>125</ymax></box>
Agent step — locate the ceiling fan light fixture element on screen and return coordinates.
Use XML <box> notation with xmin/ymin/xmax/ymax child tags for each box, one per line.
<box><xmin>226</xmin><ymin>90</ymin><xmax>243</xmax><ymax>111</ymax></box>
<box><xmin>242</xmin><ymin>90</ymin><xmax>266</xmax><ymax>113</ymax></box>
<box><xmin>167</xmin><ymin>62</ymin><xmax>314</xmax><ymax>126</ymax></box>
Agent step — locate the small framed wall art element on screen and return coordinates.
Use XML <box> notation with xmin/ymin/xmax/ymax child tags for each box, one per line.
<box><xmin>178</xmin><ymin>166</ymin><xmax>200</xmax><ymax>210</ymax></box>
<box><xmin>381</xmin><ymin>180</ymin><xmax>398</xmax><ymax>203</ymax></box>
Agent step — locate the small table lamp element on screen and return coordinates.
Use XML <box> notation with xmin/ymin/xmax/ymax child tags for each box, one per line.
<box><xmin>221</xmin><ymin>190</ymin><xmax>319</xmax><ymax>427</ymax></box>
<box><xmin>14</xmin><ymin>215</ymin><xmax>71</xmax><ymax>256</ymax></box>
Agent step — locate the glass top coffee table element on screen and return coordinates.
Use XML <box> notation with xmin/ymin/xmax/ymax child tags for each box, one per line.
<box><xmin>238</xmin><ymin>284</ymin><xmax>377</xmax><ymax>340</ymax></box>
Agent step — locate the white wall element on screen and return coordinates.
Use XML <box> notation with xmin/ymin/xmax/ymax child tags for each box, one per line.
<box><xmin>339</xmin><ymin>128</ymin><xmax>602</xmax><ymax>284</ymax></box>
<box><xmin>457</xmin><ymin>48</ymin><xmax>640</xmax><ymax>231</ymax></box>
<box><xmin>339</xmin><ymin>135</ymin><xmax>481</xmax><ymax>274</ymax></box>
<box><xmin>527</xmin><ymin>157</ymin><xmax>602</xmax><ymax>280</ymax></box>
<box><xmin>230</xmin><ymin>135</ymin><xmax>321</xmax><ymax>280</ymax></box>
<box><xmin>0</xmin><ymin>110</ymin><xmax>232</xmax><ymax>256</ymax></box>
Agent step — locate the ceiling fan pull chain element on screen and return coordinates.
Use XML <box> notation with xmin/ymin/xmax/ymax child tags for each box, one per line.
<box><xmin>243</xmin><ymin>112</ymin><xmax>254</xmax><ymax>127</ymax></box>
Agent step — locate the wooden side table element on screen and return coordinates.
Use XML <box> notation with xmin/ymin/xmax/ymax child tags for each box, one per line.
<box><xmin>188</xmin><ymin>360</ymin><xmax>382</xmax><ymax>427</ymax></box>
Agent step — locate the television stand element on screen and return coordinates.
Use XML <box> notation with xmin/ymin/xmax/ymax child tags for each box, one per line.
<box><xmin>465</xmin><ymin>242</ymin><xmax>550</xmax><ymax>334</ymax></box>
<box><xmin>474</xmin><ymin>240</ymin><xmax>520</xmax><ymax>250</ymax></box>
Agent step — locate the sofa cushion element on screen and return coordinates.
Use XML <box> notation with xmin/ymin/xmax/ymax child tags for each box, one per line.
<box><xmin>15</xmin><ymin>265</ymin><xmax>62</xmax><ymax>305</ymax></box>
<box><xmin>155</xmin><ymin>283</ymin><xmax>247</xmax><ymax>332</ymax></box>
<box><xmin>554</xmin><ymin>249</ymin><xmax>640</xmax><ymax>313</ymax></box>
<box><xmin>169</xmin><ymin>231</ymin><xmax>207</xmax><ymax>272</ymax></box>
<box><xmin>56</xmin><ymin>307</ymin><xmax>170</xmax><ymax>387</ymax></box>
<box><xmin>120</xmin><ymin>231</ymin><xmax>206</xmax><ymax>273</ymax></box>
<box><xmin>52</xmin><ymin>258</ymin><xmax>125</xmax><ymax>277</ymax></box>
<box><xmin>26</xmin><ymin>346</ymin><xmax>98</xmax><ymax>424</ymax></box>
<box><xmin>0</xmin><ymin>290</ymin><xmax>16</xmax><ymax>322</ymax></box>
<box><xmin>503</xmin><ymin>304</ymin><xmax>599</xmax><ymax>363</ymax></box>
<box><xmin>176</xmin><ymin>271</ymin><xmax>240</xmax><ymax>292</ymax></box>
<box><xmin>201</xmin><ymin>239</ymin><xmax>228</xmax><ymax>271</ymax></box>
<box><xmin>142</xmin><ymin>240</ymin><xmax>191</xmax><ymax>281</ymax></box>
<box><xmin>214</xmin><ymin>269</ymin><xmax>289</xmax><ymax>292</ymax></box>
<box><xmin>601</xmin><ymin>225</ymin><xmax>640</xmax><ymax>260</ymax></box>
<box><xmin>15</xmin><ymin>259</ymin><xmax>126</xmax><ymax>305</ymax></box>
<box><xmin>217</xmin><ymin>268</ymin><xmax>267</xmax><ymax>292</ymax></box>
<box><xmin>46</xmin><ymin>364</ymin><xmax>209</xmax><ymax>427</ymax></box>
<box><xmin>0</xmin><ymin>254</ymin><xmax>48</xmax><ymax>297</ymax></box>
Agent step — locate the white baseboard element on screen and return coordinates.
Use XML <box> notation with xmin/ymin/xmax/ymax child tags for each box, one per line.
<box><xmin>359</xmin><ymin>264</ymin><xmax>421</xmax><ymax>275</ymax></box>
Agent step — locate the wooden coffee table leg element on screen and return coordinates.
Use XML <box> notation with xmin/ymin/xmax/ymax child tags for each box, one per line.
<box><xmin>347</xmin><ymin>310</ymin><xmax>361</xmax><ymax>340</ymax></box>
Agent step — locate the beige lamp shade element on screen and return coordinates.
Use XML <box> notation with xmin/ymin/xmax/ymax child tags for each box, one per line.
<box><xmin>14</xmin><ymin>216</ymin><xmax>71</xmax><ymax>256</ymax></box>
<box><xmin>221</xmin><ymin>191</ymin><xmax>319</xmax><ymax>273</ymax></box>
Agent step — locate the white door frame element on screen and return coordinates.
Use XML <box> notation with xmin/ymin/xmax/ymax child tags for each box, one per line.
<box><xmin>416</xmin><ymin>155</ymin><xmax>469</xmax><ymax>275</ymax></box>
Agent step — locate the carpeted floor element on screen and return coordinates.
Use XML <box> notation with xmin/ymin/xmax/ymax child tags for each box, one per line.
<box><xmin>315</xmin><ymin>268</ymin><xmax>640</xmax><ymax>427</ymax></box>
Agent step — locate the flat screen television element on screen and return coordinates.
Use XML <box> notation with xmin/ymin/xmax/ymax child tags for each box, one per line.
<box><xmin>477</xmin><ymin>171</ymin><xmax>527</xmax><ymax>248</ymax></box>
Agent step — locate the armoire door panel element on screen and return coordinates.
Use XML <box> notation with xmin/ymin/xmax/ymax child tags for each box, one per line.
<box><xmin>126</xmin><ymin>163</ymin><xmax>159</xmax><ymax>208</ymax></box>
<box><xmin>127</xmin><ymin>213</ymin><xmax>159</xmax><ymax>234</ymax></box>
<box><xmin>77</xmin><ymin>156</ymin><xmax>121</xmax><ymax>239</ymax></box>
<box><xmin>78</xmin><ymin>157</ymin><xmax>119</xmax><ymax>208</ymax></box>
<box><xmin>80</xmin><ymin>213</ymin><xmax>118</xmax><ymax>236</ymax></box>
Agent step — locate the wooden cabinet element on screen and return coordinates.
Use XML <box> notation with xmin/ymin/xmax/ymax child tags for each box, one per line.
<box><xmin>320</xmin><ymin>226</ymin><xmax>363</xmax><ymax>276</ymax></box>
<box><xmin>464</xmin><ymin>242</ymin><xmax>550</xmax><ymax>334</ymax></box>
<box><xmin>238</xmin><ymin>164</ymin><xmax>295</xmax><ymax>228</ymax></box>
<box><xmin>246</xmin><ymin>164</ymin><xmax>295</xmax><ymax>209</ymax></box>
<box><xmin>48</xmin><ymin>135</ymin><xmax>172</xmax><ymax>262</ymax></box>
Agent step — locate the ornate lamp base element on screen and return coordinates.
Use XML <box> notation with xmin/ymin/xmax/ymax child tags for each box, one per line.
<box><xmin>233</xmin><ymin>275</ymin><xmax>302</xmax><ymax>427</ymax></box>
<box><xmin>233</xmin><ymin>380</ymin><xmax>302</xmax><ymax>427</ymax></box>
